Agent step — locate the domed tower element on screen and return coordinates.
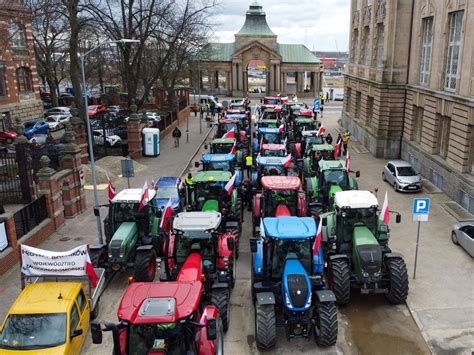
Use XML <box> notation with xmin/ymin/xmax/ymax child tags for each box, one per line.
<box><xmin>234</xmin><ymin>1</ymin><xmax>278</xmax><ymax>52</ymax></box>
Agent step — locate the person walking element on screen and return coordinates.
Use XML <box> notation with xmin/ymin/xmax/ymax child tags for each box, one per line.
<box><xmin>172</xmin><ymin>127</ymin><xmax>182</xmax><ymax>147</ymax></box>
<box><xmin>320</xmin><ymin>104</ymin><xmax>324</xmax><ymax>118</ymax></box>
<box><xmin>342</xmin><ymin>130</ymin><xmax>351</xmax><ymax>155</ymax></box>
<box><xmin>325</xmin><ymin>133</ymin><xmax>333</xmax><ymax>145</ymax></box>
<box><xmin>243</xmin><ymin>179</ymin><xmax>253</xmax><ymax>211</ymax></box>
<box><xmin>245</xmin><ymin>155</ymin><xmax>253</xmax><ymax>179</ymax></box>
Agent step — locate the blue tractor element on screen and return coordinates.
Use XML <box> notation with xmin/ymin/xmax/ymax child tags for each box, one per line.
<box><xmin>253</xmin><ymin>127</ymin><xmax>284</xmax><ymax>158</ymax></box>
<box><xmin>251</xmin><ymin>155</ymin><xmax>294</xmax><ymax>190</ymax></box>
<box><xmin>195</xmin><ymin>153</ymin><xmax>243</xmax><ymax>187</ymax></box>
<box><xmin>153</xmin><ymin>177</ymin><xmax>185</xmax><ymax>212</ymax></box>
<box><xmin>250</xmin><ymin>217</ymin><xmax>338</xmax><ymax>349</ymax></box>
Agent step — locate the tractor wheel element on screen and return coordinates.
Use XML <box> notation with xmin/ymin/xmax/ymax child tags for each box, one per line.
<box><xmin>230</xmin><ymin>251</ymin><xmax>237</xmax><ymax>289</ymax></box>
<box><xmin>236</xmin><ymin>197</ymin><xmax>243</xmax><ymax>224</ymax></box>
<box><xmin>134</xmin><ymin>249</ymin><xmax>157</xmax><ymax>282</ymax></box>
<box><xmin>314</xmin><ymin>301</ymin><xmax>338</xmax><ymax>347</ymax></box>
<box><xmin>211</xmin><ymin>289</ymin><xmax>230</xmax><ymax>332</ymax></box>
<box><xmin>90</xmin><ymin>298</ymin><xmax>100</xmax><ymax>320</ymax></box>
<box><xmin>329</xmin><ymin>258</ymin><xmax>351</xmax><ymax>305</ymax></box>
<box><xmin>385</xmin><ymin>258</ymin><xmax>409</xmax><ymax>304</ymax></box>
<box><xmin>255</xmin><ymin>303</ymin><xmax>276</xmax><ymax>350</ymax></box>
<box><xmin>213</xmin><ymin>316</ymin><xmax>224</xmax><ymax>355</ymax></box>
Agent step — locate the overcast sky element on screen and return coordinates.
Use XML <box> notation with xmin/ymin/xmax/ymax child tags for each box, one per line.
<box><xmin>208</xmin><ymin>0</ymin><xmax>350</xmax><ymax>52</ymax></box>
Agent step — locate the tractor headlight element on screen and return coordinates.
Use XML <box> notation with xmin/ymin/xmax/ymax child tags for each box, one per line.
<box><xmin>362</xmin><ymin>271</ymin><xmax>369</xmax><ymax>277</ymax></box>
<box><xmin>285</xmin><ymin>292</ymin><xmax>292</xmax><ymax>308</ymax></box>
<box><xmin>119</xmin><ymin>253</ymin><xmax>124</xmax><ymax>258</ymax></box>
<box><xmin>223</xmin><ymin>256</ymin><xmax>229</xmax><ymax>268</ymax></box>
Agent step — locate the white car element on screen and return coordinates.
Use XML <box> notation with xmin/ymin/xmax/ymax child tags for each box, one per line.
<box><xmin>93</xmin><ymin>130</ymin><xmax>122</xmax><ymax>146</ymax></box>
<box><xmin>46</xmin><ymin>115</ymin><xmax>69</xmax><ymax>130</ymax></box>
<box><xmin>334</xmin><ymin>93</ymin><xmax>344</xmax><ymax>101</ymax></box>
<box><xmin>44</xmin><ymin>106</ymin><xmax>71</xmax><ymax>117</ymax></box>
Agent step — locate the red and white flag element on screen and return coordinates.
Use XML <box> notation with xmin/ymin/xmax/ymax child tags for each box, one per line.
<box><xmin>85</xmin><ymin>253</ymin><xmax>98</xmax><ymax>288</ymax></box>
<box><xmin>107</xmin><ymin>178</ymin><xmax>116</xmax><ymax>201</ymax></box>
<box><xmin>278</xmin><ymin>124</ymin><xmax>284</xmax><ymax>134</ymax></box>
<box><xmin>224</xmin><ymin>172</ymin><xmax>237</xmax><ymax>195</ymax></box>
<box><xmin>230</xmin><ymin>140</ymin><xmax>237</xmax><ymax>155</ymax></box>
<box><xmin>380</xmin><ymin>191</ymin><xmax>390</xmax><ymax>224</ymax></box>
<box><xmin>345</xmin><ymin>151</ymin><xmax>350</xmax><ymax>176</ymax></box>
<box><xmin>138</xmin><ymin>180</ymin><xmax>149</xmax><ymax>210</ymax></box>
<box><xmin>282</xmin><ymin>154</ymin><xmax>292</xmax><ymax>168</ymax></box>
<box><xmin>317</xmin><ymin>125</ymin><xmax>326</xmax><ymax>136</ymax></box>
<box><xmin>259</xmin><ymin>136</ymin><xmax>264</xmax><ymax>153</ymax></box>
<box><xmin>151</xmin><ymin>179</ymin><xmax>156</xmax><ymax>189</ymax></box>
<box><xmin>312</xmin><ymin>218</ymin><xmax>323</xmax><ymax>255</ymax></box>
<box><xmin>334</xmin><ymin>136</ymin><xmax>342</xmax><ymax>159</ymax></box>
<box><xmin>160</xmin><ymin>198</ymin><xmax>173</xmax><ymax>231</ymax></box>
<box><xmin>222</xmin><ymin>128</ymin><xmax>235</xmax><ymax>139</ymax></box>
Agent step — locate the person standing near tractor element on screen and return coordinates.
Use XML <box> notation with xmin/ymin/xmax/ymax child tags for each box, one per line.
<box><xmin>342</xmin><ymin>130</ymin><xmax>351</xmax><ymax>155</ymax></box>
<box><xmin>172</xmin><ymin>127</ymin><xmax>182</xmax><ymax>147</ymax></box>
<box><xmin>245</xmin><ymin>155</ymin><xmax>253</xmax><ymax>179</ymax></box>
<box><xmin>243</xmin><ymin>179</ymin><xmax>253</xmax><ymax>211</ymax></box>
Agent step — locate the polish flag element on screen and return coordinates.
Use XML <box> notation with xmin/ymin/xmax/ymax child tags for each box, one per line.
<box><xmin>151</xmin><ymin>179</ymin><xmax>156</xmax><ymax>189</ymax></box>
<box><xmin>379</xmin><ymin>191</ymin><xmax>390</xmax><ymax>224</ymax></box>
<box><xmin>224</xmin><ymin>172</ymin><xmax>237</xmax><ymax>195</ymax></box>
<box><xmin>160</xmin><ymin>198</ymin><xmax>173</xmax><ymax>231</ymax></box>
<box><xmin>223</xmin><ymin>128</ymin><xmax>235</xmax><ymax>139</ymax></box>
<box><xmin>312</xmin><ymin>218</ymin><xmax>323</xmax><ymax>255</ymax></box>
<box><xmin>107</xmin><ymin>178</ymin><xmax>116</xmax><ymax>201</ymax></box>
<box><xmin>259</xmin><ymin>218</ymin><xmax>265</xmax><ymax>237</ymax></box>
<box><xmin>282</xmin><ymin>154</ymin><xmax>292</xmax><ymax>169</ymax></box>
<box><xmin>138</xmin><ymin>180</ymin><xmax>149</xmax><ymax>210</ymax></box>
<box><xmin>85</xmin><ymin>252</ymin><xmax>98</xmax><ymax>288</ymax></box>
<box><xmin>278</xmin><ymin>124</ymin><xmax>284</xmax><ymax>134</ymax></box>
<box><xmin>345</xmin><ymin>151</ymin><xmax>350</xmax><ymax>176</ymax></box>
<box><xmin>283</xmin><ymin>137</ymin><xmax>287</xmax><ymax>147</ymax></box>
<box><xmin>317</xmin><ymin>125</ymin><xmax>326</xmax><ymax>136</ymax></box>
<box><xmin>259</xmin><ymin>136</ymin><xmax>264</xmax><ymax>153</ymax></box>
<box><xmin>230</xmin><ymin>140</ymin><xmax>237</xmax><ymax>154</ymax></box>
<box><xmin>334</xmin><ymin>136</ymin><xmax>342</xmax><ymax>159</ymax></box>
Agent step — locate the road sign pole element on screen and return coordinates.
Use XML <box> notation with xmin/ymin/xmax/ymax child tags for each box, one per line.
<box><xmin>413</xmin><ymin>220</ymin><xmax>421</xmax><ymax>280</ymax></box>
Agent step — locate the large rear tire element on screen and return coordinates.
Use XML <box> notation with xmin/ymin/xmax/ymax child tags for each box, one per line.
<box><xmin>90</xmin><ymin>298</ymin><xmax>100</xmax><ymax>320</ymax></box>
<box><xmin>255</xmin><ymin>304</ymin><xmax>276</xmax><ymax>350</ymax></box>
<box><xmin>211</xmin><ymin>289</ymin><xmax>230</xmax><ymax>332</ymax></box>
<box><xmin>329</xmin><ymin>258</ymin><xmax>351</xmax><ymax>305</ymax></box>
<box><xmin>134</xmin><ymin>249</ymin><xmax>157</xmax><ymax>282</ymax></box>
<box><xmin>214</xmin><ymin>316</ymin><xmax>224</xmax><ymax>355</ymax></box>
<box><xmin>385</xmin><ymin>258</ymin><xmax>409</xmax><ymax>304</ymax></box>
<box><xmin>314</xmin><ymin>301</ymin><xmax>338</xmax><ymax>347</ymax></box>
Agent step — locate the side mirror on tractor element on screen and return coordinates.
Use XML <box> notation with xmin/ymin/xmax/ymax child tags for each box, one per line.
<box><xmin>194</xmin><ymin>161</ymin><xmax>200</xmax><ymax>168</ymax></box>
<box><xmin>249</xmin><ymin>238</ymin><xmax>257</xmax><ymax>253</ymax></box>
<box><xmin>206</xmin><ymin>318</ymin><xmax>217</xmax><ymax>341</ymax></box>
<box><xmin>91</xmin><ymin>322</ymin><xmax>103</xmax><ymax>344</ymax></box>
<box><xmin>356</xmin><ymin>170</ymin><xmax>361</xmax><ymax>178</ymax></box>
<box><xmin>396</xmin><ymin>214</ymin><xmax>401</xmax><ymax>223</ymax></box>
<box><xmin>227</xmin><ymin>237</ymin><xmax>235</xmax><ymax>251</ymax></box>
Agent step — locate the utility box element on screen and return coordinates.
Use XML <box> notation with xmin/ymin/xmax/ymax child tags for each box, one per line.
<box><xmin>142</xmin><ymin>128</ymin><xmax>160</xmax><ymax>157</ymax></box>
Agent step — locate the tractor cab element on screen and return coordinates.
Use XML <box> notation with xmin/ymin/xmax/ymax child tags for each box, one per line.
<box><xmin>260</xmin><ymin>109</ymin><xmax>281</xmax><ymax>121</ymax></box>
<box><xmin>258</xmin><ymin>118</ymin><xmax>278</xmax><ymax>128</ymax></box>
<box><xmin>261</xmin><ymin>144</ymin><xmax>287</xmax><ymax>158</ymax></box>
<box><xmin>301</xmin><ymin>131</ymin><xmax>326</xmax><ymax>156</ymax></box>
<box><xmin>198</xmin><ymin>154</ymin><xmax>242</xmax><ymax>186</ymax></box>
<box><xmin>253</xmin><ymin>127</ymin><xmax>283</xmax><ymax>155</ymax></box>
<box><xmin>252</xmin><ymin>156</ymin><xmax>293</xmax><ymax>189</ymax></box>
<box><xmin>152</xmin><ymin>176</ymin><xmax>184</xmax><ymax>212</ymax></box>
<box><xmin>262</xmin><ymin>96</ymin><xmax>282</xmax><ymax>109</ymax></box>
<box><xmin>293</xmin><ymin>117</ymin><xmax>320</xmax><ymax>137</ymax></box>
<box><xmin>249</xmin><ymin>217</ymin><xmax>337</xmax><ymax>349</ymax></box>
<box><xmin>302</xmin><ymin>144</ymin><xmax>336</xmax><ymax>177</ymax></box>
<box><xmin>209</xmin><ymin>138</ymin><xmax>235</xmax><ymax>154</ymax></box>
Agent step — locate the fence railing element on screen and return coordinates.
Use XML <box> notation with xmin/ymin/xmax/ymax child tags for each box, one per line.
<box><xmin>13</xmin><ymin>195</ymin><xmax>48</xmax><ymax>239</ymax></box>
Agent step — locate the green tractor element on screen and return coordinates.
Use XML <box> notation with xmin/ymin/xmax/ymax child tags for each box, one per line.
<box><xmin>320</xmin><ymin>190</ymin><xmax>408</xmax><ymax>305</ymax></box>
<box><xmin>305</xmin><ymin>160</ymin><xmax>359</xmax><ymax>215</ymax></box>
<box><xmin>90</xmin><ymin>188</ymin><xmax>161</xmax><ymax>282</ymax></box>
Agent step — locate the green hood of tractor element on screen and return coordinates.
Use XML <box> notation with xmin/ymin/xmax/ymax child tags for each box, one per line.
<box><xmin>108</xmin><ymin>222</ymin><xmax>138</xmax><ymax>261</ymax></box>
<box><xmin>328</xmin><ymin>185</ymin><xmax>343</xmax><ymax>198</ymax></box>
<box><xmin>202</xmin><ymin>199</ymin><xmax>219</xmax><ymax>212</ymax></box>
<box><xmin>352</xmin><ymin>225</ymin><xmax>382</xmax><ymax>281</ymax></box>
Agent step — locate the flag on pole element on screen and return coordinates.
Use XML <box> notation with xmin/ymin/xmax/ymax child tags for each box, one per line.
<box><xmin>222</xmin><ymin>128</ymin><xmax>235</xmax><ymax>139</ymax></box>
<box><xmin>230</xmin><ymin>140</ymin><xmax>237</xmax><ymax>154</ymax></box>
<box><xmin>334</xmin><ymin>136</ymin><xmax>342</xmax><ymax>159</ymax></box>
<box><xmin>312</xmin><ymin>218</ymin><xmax>323</xmax><ymax>255</ymax></box>
<box><xmin>138</xmin><ymin>180</ymin><xmax>149</xmax><ymax>210</ymax></box>
<box><xmin>380</xmin><ymin>191</ymin><xmax>390</xmax><ymax>224</ymax></box>
<box><xmin>151</xmin><ymin>179</ymin><xmax>156</xmax><ymax>189</ymax></box>
<box><xmin>85</xmin><ymin>253</ymin><xmax>98</xmax><ymax>288</ymax></box>
<box><xmin>259</xmin><ymin>136</ymin><xmax>263</xmax><ymax>153</ymax></box>
<box><xmin>282</xmin><ymin>154</ymin><xmax>292</xmax><ymax>168</ymax></box>
<box><xmin>160</xmin><ymin>198</ymin><xmax>173</xmax><ymax>231</ymax></box>
<box><xmin>107</xmin><ymin>178</ymin><xmax>116</xmax><ymax>201</ymax></box>
<box><xmin>278</xmin><ymin>124</ymin><xmax>284</xmax><ymax>134</ymax></box>
<box><xmin>316</xmin><ymin>125</ymin><xmax>326</xmax><ymax>136</ymax></box>
<box><xmin>345</xmin><ymin>151</ymin><xmax>350</xmax><ymax>175</ymax></box>
<box><xmin>224</xmin><ymin>172</ymin><xmax>237</xmax><ymax>195</ymax></box>
<box><xmin>259</xmin><ymin>218</ymin><xmax>266</xmax><ymax>237</ymax></box>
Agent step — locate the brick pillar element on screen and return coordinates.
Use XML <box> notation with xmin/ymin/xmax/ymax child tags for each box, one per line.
<box><xmin>37</xmin><ymin>156</ymin><xmax>65</xmax><ymax>230</ymax></box>
<box><xmin>59</xmin><ymin>122</ymin><xmax>87</xmax><ymax>218</ymax></box>
<box><xmin>0</xmin><ymin>213</ymin><xmax>18</xmax><ymax>249</ymax></box>
<box><xmin>70</xmin><ymin>107</ymin><xmax>89</xmax><ymax>164</ymax></box>
<box><xmin>127</xmin><ymin>104</ymin><xmax>144</xmax><ymax>160</ymax></box>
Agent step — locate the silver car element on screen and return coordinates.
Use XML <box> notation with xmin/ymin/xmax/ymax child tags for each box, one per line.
<box><xmin>383</xmin><ymin>160</ymin><xmax>422</xmax><ymax>192</ymax></box>
<box><xmin>451</xmin><ymin>221</ymin><xmax>474</xmax><ymax>257</ymax></box>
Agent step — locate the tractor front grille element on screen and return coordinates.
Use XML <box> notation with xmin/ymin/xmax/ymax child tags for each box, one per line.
<box><xmin>287</xmin><ymin>274</ymin><xmax>309</xmax><ymax>308</ymax></box>
<box><xmin>109</xmin><ymin>240</ymin><xmax>122</xmax><ymax>258</ymax></box>
<box><xmin>358</xmin><ymin>245</ymin><xmax>382</xmax><ymax>275</ymax></box>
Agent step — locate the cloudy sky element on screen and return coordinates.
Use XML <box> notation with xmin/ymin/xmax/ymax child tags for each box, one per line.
<box><xmin>208</xmin><ymin>0</ymin><xmax>350</xmax><ymax>52</ymax></box>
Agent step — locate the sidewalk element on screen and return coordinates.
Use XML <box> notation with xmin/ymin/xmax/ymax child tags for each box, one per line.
<box><xmin>0</xmin><ymin>113</ymin><xmax>213</xmax><ymax>321</ymax></box>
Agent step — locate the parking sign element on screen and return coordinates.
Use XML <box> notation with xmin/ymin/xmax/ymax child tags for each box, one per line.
<box><xmin>412</xmin><ymin>198</ymin><xmax>430</xmax><ymax>222</ymax></box>
<box><xmin>313</xmin><ymin>98</ymin><xmax>320</xmax><ymax>112</ymax></box>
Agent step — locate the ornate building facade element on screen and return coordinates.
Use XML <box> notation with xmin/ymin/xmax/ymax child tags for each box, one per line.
<box><xmin>343</xmin><ymin>0</ymin><xmax>473</xmax><ymax>214</ymax></box>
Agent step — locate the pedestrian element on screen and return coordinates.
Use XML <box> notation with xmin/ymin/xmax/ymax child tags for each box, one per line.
<box><xmin>336</xmin><ymin>133</ymin><xmax>343</xmax><ymax>157</ymax></box>
<box><xmin>245</xmin><ymin>155</ymin><xmax>253</xmax><ymax>179</ymax></box>
<box><xmin>172</xmin><ymin>126</ymin><xmax>182</xmax><ymax>147</ymax></box>
<box><xmin>320</xmin><ymin>104</ymin><xmax>324</xmax><ymax>118</ymax></box>
<box><xmin>243</xmin><ymin>179</ymin><xmax>253</xmax><ymax>211</ymax></box>
<box><xmin>326</xmin><ymin>133</ymin><xmax>333</xmax><ymax>145</ymax></box>
<box><xmin>342</xmin><ymin>130</ymin><xmax>350</xmax><ymax>155</ymax></box>
<box><xmin>326</xmin><ymin>92</ymin><xmax>329</xmax><ymax>101</ymax></box>
<box><xmin>192</xmin><ymin>103</ymin><xmax>198</xmax><ymax>117</ymax></box>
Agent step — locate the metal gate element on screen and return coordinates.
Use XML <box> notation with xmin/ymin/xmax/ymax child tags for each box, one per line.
<box><xmin>92</xmin><ymin>112</ymin><xmax>128</xmax><ymax>159</ymax></box>
<box><xmin>0</xmin><ymin>151</ymin><xmax>22</xmax><ymax>204</ymax></box>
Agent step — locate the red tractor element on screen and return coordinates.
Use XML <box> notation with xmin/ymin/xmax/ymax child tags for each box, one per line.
<box><xmin>90</xmin><ymin>253</ymin><xmax>224</xmax><ymax>355</ymax></box>
<box><xmin>252</xmin><ymin>176</ymin><xmax>307</xmax><ymax>233</ymax></box>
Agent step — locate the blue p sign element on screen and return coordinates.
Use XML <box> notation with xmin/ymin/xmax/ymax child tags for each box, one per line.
<box><xmin>413</xmin><ymin>198</ymin><xmax>430</xmax><ymax>214</ymax></box>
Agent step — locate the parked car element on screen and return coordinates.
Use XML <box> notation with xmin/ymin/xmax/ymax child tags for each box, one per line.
<box><xmin>107</xmin><ymin>105</ymin><xmax>125</xmax><ymax>115</ymax></box>
<box><xmin>334</xmin><ymin>92</ymin><xmax>344</xmax><ymax>101</ymax></box>
<box><xmin>29</xmin><ymin>134</ymin><xmax>48</xmax><ymax>144</ymax></box>
<box><xmin>452</xmin><ymin>221</ymin><xmax>474</xmax><ymax>257</ymax></box>
<box><xmin>24</xmin><ymin>121</ymin><xmax>49</xmax><ymax>139</ymax></box>
<box><xmin>0</xmin><ymin>130</ymin><xmax>17</xmax><ymax>144</ymax></box>
<box><xmin>92</xmin><ymin>130</ymin><xmax>122</xmax><ymax>146</ymax></box>
<box><xmin>46</xmin><ymin>114</ymin><xmax>69</xmax><ymax>130</ymax></box>
<box><xmin>44</xmin><ymin>106</ymin><xmax>71</xmax><ymax>117</ymax></box>
<box><xmin>382</xmin><ymin>160</ymin><xmax>422</xmax><ymax>192</ymax></box>
<box><xmin>88</xmin><ymin>105</ymin><xmax>107</xmax><ymax>118</ymax></box>
<box><xmin>145</xmin><ymin>112</ymin><xmax>161</xmax><ymax>127</ymax></box>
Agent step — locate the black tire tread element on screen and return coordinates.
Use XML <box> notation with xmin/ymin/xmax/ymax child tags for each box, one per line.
<box><xmin>211</xmin><ymin>289</ymin><xmax>230</xmax><ymax>332</ymax></box>
<box><xmin>330</xmin><ymin>259</ymin><xmax>351</xmax><ymax>305</ymax></box>
<box><xmin>314</xmin><ymin>301</ymin><xmax>338</xmax><ymax>347</ymax></box>
<box><xmin>255</xmin><ymin>304</ymin><xmax>276</xmax><ymax>350</ymax></box>
<box><xmin>385</xmin><ymin>258</ymin><xmax>409</xmax><ymax>304</ymax></box>
<box><xmin>134</xmin><ymin>249</ymin><xmax>156</xmax><ymax>282</ymax></box>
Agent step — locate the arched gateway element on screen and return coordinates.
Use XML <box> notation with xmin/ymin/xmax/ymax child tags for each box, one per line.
<box><xmin>194</xmin><ymin>1</ymin><xmax>323</xmax><ymax>97</ymax></box>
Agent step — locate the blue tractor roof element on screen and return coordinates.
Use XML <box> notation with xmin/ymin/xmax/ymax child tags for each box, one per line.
<box><xmin>225</xmin><ymin>114</ymin><xmax>246</xmax><ymax>120</ymax></box>
<box><xmin>258</xmin><ymin>127</ymin><xmax>280</xmax><ymax>134</ymax></box>
<box><xmin>257</xmin><ymin>156</ymin><xmax>286</xmax><ymax>166</ymax></box>
<box><xmin>263</xmin><ymin>217</ymin><xmax>316</xmax><ymax>239</ymax></box>
<box><xmin>202</xmin><ymin>153</ymin><xmax>235</xmax><ymax>163</ymax></box>
<box><xmin>155</xmin><ymin>177</ymin><xmax>179</xmax><ymax>188</ymax></box>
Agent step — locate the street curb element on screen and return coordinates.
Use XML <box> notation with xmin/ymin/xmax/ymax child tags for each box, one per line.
<box><xmin>179</xmin><ymin>121</ymin><xmax>215</xmax><ymax>178</ymax></box>
<box><xmin>405</xmin><ymin>298</ymin><xmax>434</xmax><ymax>354</ymax></box>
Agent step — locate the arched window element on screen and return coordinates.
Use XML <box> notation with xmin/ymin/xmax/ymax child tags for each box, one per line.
<box><xmin>10</xmin><ymin>23</ymin><xmax>26</xmax><ymax>48</ymax></box>
<box><xmin>16</xmin><ymin>67</ymin><xmax>32</xmax><ymax>92</ymax></box>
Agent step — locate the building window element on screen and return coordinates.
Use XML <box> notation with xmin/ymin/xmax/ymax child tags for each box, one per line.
<box><xmin>345</xmin><ymin>87</ymin><xmax>352</xmax><ymax>113</ymax></box>
<box><xmin>459</xmin><ymin>190</ymin><xmax>473</xmax><ymax>214</ymax></box>
<box><xmin>444</xmin><ymin>11</ymin><xmax>464</xmax><ymax>91</ymax></box>
<box><xmin>351</xmin><ymin>30</ymin><xmax>359</xmax><ymax>63</ymax></box>
<box><xmin>408</xmin><ymin>153</ymin><xmax>419</xmax><ymax>171</ymax></box>
<box><xmin>356</xmin><ymin>0</ymin><xmax>361</xmax><ymax>10</ymax></box>
<box><xmin>413</xmin><ymin>106</ymin><xmax>423</xmax><ymax>142</ymax></box>
<box><xmin>10</xmin><ymin>23</ymin><xmax>26</xmax><ymax>48</ymax></box>
<box><xmin>16</xmin><ymin>67</ymin><xmax>33</xmax><ymax>92</ymax></box>
<box><xmin>431</xmin><ymin>169</ymin><xmax>443</xmax><ymax>190</ymax></box>
<box><xmin>355</xmin><ymin>91</ymin><xmax>361</xmax><ymax>119</ymax></box>
<box><xmin>0</xmin><ymin>67</ymin><xmax>6</xmax><ymax>97</ymax></box>
<box><xmin>419</xmin><ymin>17</ymin><xmax>433</xmax><ymax>86</ymax></box>
<box><xmin>375</xmin><ymin>24</ymin><xmax>384</xmax><ymax>67</ymax></box>
<box><xmin>438</xmin><ymin>115</ymin><xmax>451</xmax><ymax>158</ymax></box>
<box><xmin>367</xmin><ymin>96</ymin><xmax>374</xmax><ymax>125</ymax></box>
<box><xmin>363</xmin><ymin>27</ymin><xmax>370</xmax><ymax>65</ymax></box>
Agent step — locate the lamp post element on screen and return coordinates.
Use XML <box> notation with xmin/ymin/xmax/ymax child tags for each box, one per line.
<box><xmin>198</xmin><ymin>59</ymin><xmax>202</xmax><ymax>134</ymax></box>
<box><xmin>80</xmin><ymin>38</ymin><xmax>139</xmax><ymax>244</ymax></box>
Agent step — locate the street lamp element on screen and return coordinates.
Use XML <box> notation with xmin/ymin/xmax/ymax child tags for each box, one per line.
<box><xmin>80</xmin><ymin>38</ymin><xmax>140</xmax><ymax>244</ymax></box>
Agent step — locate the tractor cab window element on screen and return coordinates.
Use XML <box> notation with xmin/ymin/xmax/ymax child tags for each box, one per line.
<box><xmin>264</xmin><ymin>149</ymin><xmax>285</xmax><ymax>157</ymax></box>
<box><xmin>212</xmin><ymin>143</ymin><xmax>233</xmax><ymax>154</ymax></box>
<box><xmin>128</xmin><ymin>323</ymin><xmax>186</xmax><ymax>355</ymax></box>
<box><xmin>175</xmin><ymin>231</ymin><xmax>215</xmax><ymax>271</ymax></box>
<box><xmin>266</xmin><ymin>190</ymin><xmax>296</xmax><ymax>216</ymax></box>
<box><xmin>195</xmin><ymin>183</ymin><xmax>225</xmax><ymax>204</ymax></box>
<box><xmin>323</xmin><ymin>170</ymin><xmax>349</xmax><ymax>188</ymax></box>
<box><xmin>264</xmin><ymin>98</ymin><xmax>280</xmax><ymax>105</ymax></box>
<box><xmin>208</xmin><ymin>161</ymin><xmax>230</xmax><ymax>171</ymax></box>
<box><xmin>156</xmin><ymin>187</ymin><xmax>179</xmax><ymax>200</ymax></box>
<box><xmin>111</xmin><ymin>202</ymin><xmax>141</xmax><ymax>225</ymax></box>
<box><xmin>263</xmin><ymin>133</ymin><xmax>279</xmax><ymax>144</ymax></box>
<box><xmin>263</xmin><ymin>165</ymin><xmax>283</xmax><ymax>176</ymax></box>
<box><xmin>221</xmin><ymin>123</ymin><xmax>238</xmax><ymax>133</ymax></box>
<box><xmin>341</xmin><ymin>208</ymin><xmax>377</xmax><ymax>241</ymax></box>
<box><xmin>271</xmin><ymin>239</ymin><xmax>311</xmax><ymax>278</ymax></box>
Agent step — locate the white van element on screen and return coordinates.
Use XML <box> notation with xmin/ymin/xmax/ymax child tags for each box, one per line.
<box><xmin>190</xmin><ymin>94</ymin><xmax>223</xmax><ymax>109</ymax></box>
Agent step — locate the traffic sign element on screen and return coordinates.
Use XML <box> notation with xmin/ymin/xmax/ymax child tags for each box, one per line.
<box><xmin>412</xmin><ymin>198</ymin><xmax>430</xmax><ymax>280</ymax></box>
<box><xmin>413</xmin><ymin>198</ymin><xmax>430</xmax><ymax>215</ymax></box>
<box><xmin>313</xmin><ymin>98</ymin><xmax>320</xmax><ymax>112</ymax></box>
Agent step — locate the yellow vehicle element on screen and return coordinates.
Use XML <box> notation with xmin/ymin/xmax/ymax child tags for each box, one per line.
<box><xmin>0</xmin><ymin>271</ymin><xmax>105</xmax><ymax>354</ymax></box>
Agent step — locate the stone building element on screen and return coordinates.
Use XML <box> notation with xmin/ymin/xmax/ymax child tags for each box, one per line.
<box><xmin>195</xmin><ymin>1</ymin><xmax>323</xmax><ymax>97</ymax></box>
<box><xmin>343</xmin><ymin>0</ymin><xmax>473</xmax><ymax>214</ymax></box>
<box><xmin>0</xmin><ymin>0</ymin><xmax>43</xmax><ymax>128</ymax></box>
